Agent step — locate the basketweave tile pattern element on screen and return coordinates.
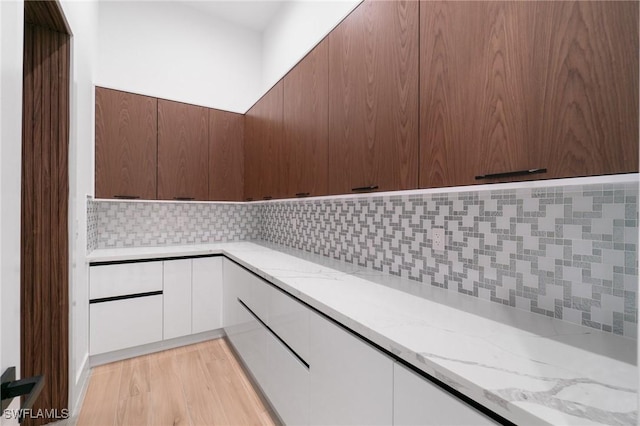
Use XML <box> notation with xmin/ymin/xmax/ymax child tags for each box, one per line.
<box><xmin>87</xmin><ymin>198</ymin><xmax>99</xmax><ymax>252</ymax></box>
<box><xmin>260</xmin><ymin>181</ymin><xmax>639</xmax><ymax>338</ymax></box>
<box><xmin>92</xmin><ymin>201</ymin><xmax>260</xmax><ymax>248</ymax></box>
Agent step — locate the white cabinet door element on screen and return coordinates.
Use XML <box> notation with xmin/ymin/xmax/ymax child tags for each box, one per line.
<box><xmin>90</xmin><ymin>261</ymin><xmax>162</xmax><ymax>299</ymax></box>
<box><xmin>163</xmin><ymin>259</ymin><xmax>192</xmax><ymax>340</ymax></box>
<box><xmin>233</xmin><ymin>300</ymin><xmax>269</xmax><ymax>389</ymax></box>
<box><xmin>223</xmin><ymin>259</ymin><xmax>251</xmax><ymax>330</ymax></box>
<box><xmin>309</xmin><ymin>311</ymin><xmax>393</xmax><ymax>425</ymax></box>
<box><xmin>192</xmin><ymin>257</ymin><xmax>223</xmax><ymax>333</ymax></box>
<box><xmin>268</xmin><ymin>285</ymin><xmax>309</xmax><ymax>361</ymax></box>
<box><xmin>393</xmin><ymin>363</ymin><xmax>497</xmax><ymax>425</ymax></box>
<box><xmin>90</xmin><ymin>295</ymin><xmax>163</xmax><ymax>355</ymax></box>
<box><xmin>265</xmin><ymin>333</ymin><xmax>310</xmax><ymax>426</ymax></box>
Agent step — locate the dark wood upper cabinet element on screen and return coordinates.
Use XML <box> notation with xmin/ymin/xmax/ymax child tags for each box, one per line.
<box><xmin>420</xmin><ymin>1</ymin><xmax>638</xmax><ymax>188</ymax></box>
<box><xmin>529</xmin><ymin>1</ymin><xmax>639</xmax><ymax>179</ymax></box>
<box><xmin>328</xmin><ymin>0</ymin><xmax>419</xmax><ymax>195</ymax></box>
<box><xmin>209</xmin><ymin>109</ymin><xmax>244</xmax><ymax>201</ymax></box>
<box><xmin>157</xmin><ymin>99</ymin><xmax>209</xmax><ymax>201</ymax></box>
<box><xmin>245</xmin><ymin>80</ymin><xmax>284</xmax><ymax>201</ymax></box>
<box><xmin>95</xmin><ymin>87</ymin><xmax>157</xmax><ymax>199</ymax></box>
<box><xmin>284</xmin><ymin>39</ymin><xmax>329</xmax><ymax>198</ymax></box>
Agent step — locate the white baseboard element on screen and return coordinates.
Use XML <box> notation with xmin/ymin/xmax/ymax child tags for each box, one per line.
<box><xmin>89</xmin><ymin>329</ymin><xmax>225</xmax><ymax>367</ymax></box>
<box><xmin>70</xmin><ymin>353</ymin><xmax>90</xmax><ymax>417</ymax></box>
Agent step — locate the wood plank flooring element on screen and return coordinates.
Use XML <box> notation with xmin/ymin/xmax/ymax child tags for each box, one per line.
<box><xmin>77</xmin><ymin>339</ymin><xmax>276</xmax><ymax>426</ymax></box>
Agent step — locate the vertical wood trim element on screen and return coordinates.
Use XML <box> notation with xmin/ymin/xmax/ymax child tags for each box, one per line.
<box><xmin>21</xmin><ymin>14</ymin><xmax>70</xmax><ymax>424</ymax></box>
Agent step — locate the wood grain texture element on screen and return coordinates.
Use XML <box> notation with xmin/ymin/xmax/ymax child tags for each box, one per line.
<box><xmin>95</xmin><ymin>87</ymin><xmax>158</xmax><ymax>199</ymax></box>
<box><xmin>24</xmin><ymin>0</ymin><xmax>71</xmax><ymax>34</ymax></box>
<box><xmin>284</xmin><ymin>39</ymin><xmax>329</xmax><ymax>198</ymax></box>
<box><xmin>420</xmin><ymin>1</ymin><xmax>638</xmax><ymax>188</ymax></box>
<box><xmin>21</xmin><ymin>20</ymin><xmax>70</xmax><ymax>426</ymax></box>
<box><xmin>208</xmin><ymin>109</ymin><xmax>244</xmax><ymax>201</ymax></box>
<box><xmin>158</xmin><ymin>99</ymin><xmax>209</xmax><ymax>201</ymax></box>
<box><xmin>529</xmin><ymin>1</ymin><xmax>639</xmax><ymax>178</ymax></box>
<box><xmin>244</xmin><ymin>81</ymin><xmax>284</xmax><ymax>201</ymax></box>
<box><xmin>328</xmin><ymin>0</ymin><xmax>419</xmax><ymax>194</ymax></box>
<box><xmin>77</xmin><ymin>339</ymin><xmax>276</xmax><ymax>426</ymax></box>
<box><xmin>420</xmin><ymin>1</ymin><xmax>533</xmax><ymax>187</ymax></box>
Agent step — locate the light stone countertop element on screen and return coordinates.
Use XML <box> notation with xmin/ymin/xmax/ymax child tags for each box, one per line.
<box><xmin>87</xmin><ymin>241</ymin><xmax>638</xmax><ymax>426</ymax></box>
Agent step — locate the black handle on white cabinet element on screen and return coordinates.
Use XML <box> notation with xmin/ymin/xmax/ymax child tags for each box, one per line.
<box><xmin>1</xmin><ymin>367</ymin><xmax>45</xmax><ymax>422</ymax></box>
<box><xmin>173</xmin><ymin>197</ymin><xmax>195</xmax><ymax>201</ymax></box>
<box><xmin>351</xmin><ymin>185</ymin><xmax>379</xmax><ymax>192</ymax></box>
<box><xmin>475</xmin><ymin>168</ymin><xmax>547</xmax><ymax>180</ymax></box>
<box><xmin>113</xmin><ymin>195</ymin><xmax>140</xmax><ymax>200</ymax></box>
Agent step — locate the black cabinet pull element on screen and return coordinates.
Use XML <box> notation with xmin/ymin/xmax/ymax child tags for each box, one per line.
<box><xmin>352</xmin><ymin>185</ymin><xmax>379</xmax><ymax>192</ymax></box>
<box><xmin>1</xmin><ymin>366</ymin><xmax>45</xmax><ymax>421</ymax></box>
<box><xmin>113</xmin><ymin>195</ymin><xmax>140</xmax><ymax>200</ymax></box>
<box><xmin>263</xmin><ymin>196</ymin><xmax>273</xmax><ymax>200</ymax></box>
<box><xmin>295</xmin><ymin>192</ymin><xmax>310</xmax><ymax>198</ymax></box>
<box><xmin>173</xmin><ymin>197</ymin><xmax>195</xmax><ymax>201</ymax></box>
<box><xmin>475</xmin><ymin>168</ymin><xmax>547</xmax><ymax>180</ymax></box>
<box><xmin>246</xmin><ymin>197</ymin><xmax>254</xmax><ymax>202</ymax></box>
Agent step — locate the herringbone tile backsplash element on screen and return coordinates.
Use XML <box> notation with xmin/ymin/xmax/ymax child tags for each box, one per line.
<box><xmin>87</xmin><ymin>176</ymin><xmax>638</xmax><ymax>338</ymax></box>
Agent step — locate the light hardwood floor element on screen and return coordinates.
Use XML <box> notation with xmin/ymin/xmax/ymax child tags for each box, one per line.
<box><xmin>77</xmin><ymin>338</ymin><xmax>276</xmax><ymax>426</ymax></box>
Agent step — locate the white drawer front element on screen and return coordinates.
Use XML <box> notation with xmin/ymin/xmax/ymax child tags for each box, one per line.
<box><xmin>268</xmin><ymin>285</ymin><xmax>310</xmax><ymax>362</ymax></box>
<box><xmin>89</xmin><ymin>295</ymin><xmax>163</xmax><ymax>355</ymax></box>
<box><xmin>90</xmin><ymin>262</ymin><xmax>163</xmax><ymax>300</ymax></box>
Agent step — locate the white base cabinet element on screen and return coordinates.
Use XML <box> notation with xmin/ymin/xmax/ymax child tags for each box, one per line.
<box><xmin>90</xmin><ymin>256</ymin><xmax>223</xmax><ymax>356</ymax></box>
<box><xmin>223</xmin><ymin>258</ymin><xmax>499</xmax><ymax>426</ymax></box>
<box><xmin>90</xmin><ymin>295</ymin><xmax>163</xmax><ymax>355</ymax></box>
<box><xmin>393</xmin><ymin>363</ymin><xmax>498</xmax><ymax>425</ymax></box>
<box><xmin>308</xmin><ymin>311</ymin><xmax>393</xmax><ymax>426</ymax></box>
<box><xmin>163</xmin><ymin>259</ymin><xmax>192</xmax><ymax>339</ymax></box>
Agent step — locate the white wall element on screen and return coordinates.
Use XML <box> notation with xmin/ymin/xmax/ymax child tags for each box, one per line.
<box><xmin>261</xmin><ymin>0</ymin><xmax>361</xmax><ymax>92</ymax></box>
<box><xmin>0</xmin><ymin>0</ymin><xmax>24</xmax><ymax>423</ymax></box>
<box><xmin>59</xmin><ymin>0</ymin><xmax>98</xmax><ymax>415</ymax></box>
<box><xmin>96</xmin><ymin>1</ymin><xmax>262</xmax><ymax>113</ymax></box>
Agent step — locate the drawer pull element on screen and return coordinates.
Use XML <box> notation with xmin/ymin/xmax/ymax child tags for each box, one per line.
<box><xmin>295</xmin><ymin>192</ymin><xmax>310</xmax><ymax>198</ymax></box>
<box><xmin>352</xmin><ymin>185</ymin><xmax>379</xmax><ymax>192</ymax></box>
<box><xmin>90</xmin><ymin>290</ymin><xmax>163</xmax><ymax>304</ymax></box>
<box><xmin>246</xmin><ymin>197</ymin><xmax>254</xmax><ymax>202</ymax></box>
<box><xmin>114</xmin><ymin>195</ymin><xmax>140</xmax><ymax>200</ymax></box>
<box><xmin>475</xmin><ymin>168</ymin><xmax>547</xmax><ymax>180</ymax></box>
<box><xmin>173</xmin><ymin>197</ymin><xmax>195</xmax><ymax>201</ymax></box>
<box><xmin>263</xmin><ymin>196</ymin><xmax>273</xmax><ymax>200</ymax></box>
<box><xmin>238</xmin><ymin>298</ymin><xmax>310</xmax><ymax>370</ymax></box>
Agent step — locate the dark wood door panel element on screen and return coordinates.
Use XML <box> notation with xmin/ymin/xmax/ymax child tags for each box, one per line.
<box><xmin>158</xmin><ymin>99</ymin><xmax>209</xmax><ymax>200</ymax></box>
<box><xmin>419</xmin><ymin>1</ymin><xmax>534</xmax><ymax>187</ymax></box>
<box><xmin>284</xmin><ymin>39</ymin><xmax>329</xmax><ymax>198</ymax></box>
<box><xmin>244</xmin><ymin>80</ymin><xmax>284</xmax><ymax>200</ymax></box>
<box><xmin>328</xmin><ymin>0</ymin><xmax>419</xmax><ymax>195</ymax></box>
<box><xmin>95</xmin><ymin>87</ymin><xmax>158</xmax><ymax>199</ymax></box>
<box><xmin>209</xmin><ymin>109</ymin><xmax>244</xmax><ymax>201</ymax></box>
<box><xmin>22</xmin><ymin>11</ymin><xmax>70</xmax><ymax>424</ymax></box>
<box><xmin>529</xmin><ymin>1</ymin><xmax>639</xmax><ymax>178</ymax></box>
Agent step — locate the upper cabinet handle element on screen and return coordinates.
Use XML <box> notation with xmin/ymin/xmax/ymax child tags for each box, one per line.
<box><xmin>246</xmin><ymin>198</ymin><xmax>254</xmax><ymax>202</ymax></box>
<box><xmin>352</xmin><ymin>185</ymin><xmax>379</xmax><ymax>192</ymax></box>
<box><xmin>263</xmin><ymin>196</ymin><xmax>273</xmax><ymax>200</ymax></box>
<box><xmin>113</xmin><ymin>195</ymin><xmax>140</xmax><ymax>200</ymax></box>
<box><xmin>475</xmin><ymin>168</ymin><xmax>547</xmax><ymax>180</ymax></box>
<box><xmin>295</xmin><ymin>192</ymin><xmax>310</xmax><ymax>198</ymax></box>
<box><xmin>173</xmin><ymin>197</ymin><xmax>195</xmax><ymax>201</ymax></box>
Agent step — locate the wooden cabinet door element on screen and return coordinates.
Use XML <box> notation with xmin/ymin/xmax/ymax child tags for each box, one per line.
<box><xmin>245</xmin><ymin>81</ymin><xmax>284</xmax><ymax>201</ymax></box>
<box><xmin>420</xmin><ymin>1</ymin><xmax>638</xmax><ymax>188</ymax></box>
<box><xmin>328</xmin><ymin>0</ymin><xmax>419</xmax><ymax>195</ymax></box>
<box><xmin>284</xmin><ymin>39</ymin><xmax>329</xmax><ymax>198</ymax></box>
<box><xmin>209</xmin><ymin>109</ymin><xmax>244</xmax><ymax>201</ymax></box>
<box><xmin>420</xmin><ymin>2</ymin><xmax>534</xmax><ymax>188</ymax></box>
<box><xmin>158</xmin><ymin>99</ymin><xmax>209</xmax><ymax>200</ymax></box>
<box><xmin>529</xmin><ymin>1</ymin><xmax>638</xmax><ymax>179</ymax></box>
<box><xmin>95</xmin><ymin>87</ymin><xmax>157</xmax><ymax>199</ymax></box>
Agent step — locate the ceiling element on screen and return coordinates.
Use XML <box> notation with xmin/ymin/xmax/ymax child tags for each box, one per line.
<box><xmin>178</xmin><ymin>1</ymin><xmax>288</xmax><ymax>32</ymax></box>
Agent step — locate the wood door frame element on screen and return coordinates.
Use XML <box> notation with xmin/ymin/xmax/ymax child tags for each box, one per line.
<box><xmin>21</xmin><ymin>1</ymin><xmax>71</xmax><ymax>423</ymax></box>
